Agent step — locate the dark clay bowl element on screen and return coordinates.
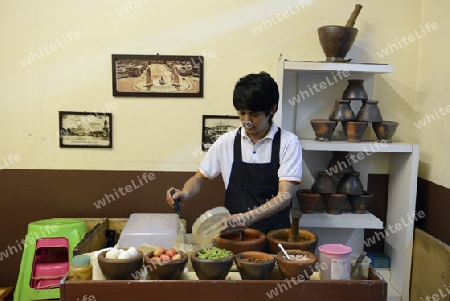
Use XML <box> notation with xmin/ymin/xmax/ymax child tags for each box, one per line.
<box><xmin>215</xmin><ymin>228</ymin><xmax>265</xmax><ymax>255</ymax></box>
<box><xmin>266</xmin><ymin>228</ymin><xmax>318</xmax><ymax>254</ymax></box>
<box><xmin>343</xmin><ymin>121</ymin><xmax>368</xmax><ymax>143</ymax></box>
<box><xmin>234</xmin><ymin>251</ymin><xmax>275</xmax><ymax>280</ymax></box>
<box><xmin>143</xmin><ymin>251</ymin><xmax>188</xmax><ymax>280</ymax></box>
<box><xmin>297</xmin><ymin>189</ymin><xmax>321</xmax><ymax>214</ymax></box>
<box><xmin>276</xmin><ymin>250</ymin><xmax>318</xmax><ymax>279</ymax></box>
<box><xmin>348</xmin><ymin>191</ymin><xmax>374</xmax><ymax>214</ymax></box>
<box><xmin>190</xmin><ymin>252</ymin><xmax>234</xmax><ymax>280</ymax></box>
<box><xmin>318</xmin><ymin>26</ymin><xmax>358</xmax><ymax>62</ymax></box>
<box><xmin>97</xmin><ymin>250</ymin><xmax>143</xmax><ymax>280</ymax></box>
<box><xmin>310</xmin><ymin>119</ymin><xmax>338</xmax><ymax>141</ymax></box>
<box><xmin>372</xmin><ymin>121</ymin><xmax>399</xmax><ymax>143</ymax></box>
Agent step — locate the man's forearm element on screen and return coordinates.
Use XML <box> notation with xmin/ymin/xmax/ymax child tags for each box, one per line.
<box><xmin>181</xmin><ymin>172</ymin><xmax>206</xmax><ymax>201</ymax></box>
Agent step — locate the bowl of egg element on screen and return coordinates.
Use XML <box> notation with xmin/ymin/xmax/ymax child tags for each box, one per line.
<box><xmin>97</xmin><ymin>247</ymin><xmax>144</xmax><ymax>280</ymax></box>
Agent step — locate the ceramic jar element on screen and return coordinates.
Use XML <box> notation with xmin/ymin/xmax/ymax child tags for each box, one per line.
<box><xmin>337</xmin><ymin>172</ymin><xmax>364</xmax><ymax>196</ymax></box>
<box><xmin>342</xmin><ymin>121</ymin><xmax>368</xmax><ymax>142</ymax></box>
<box><xmin>329</xmin><ymin>100</ymin><xmax>356</xmax><ymax>121</ymax></box>
<box><xmin>348</xmin><ymin>191</ymin><xmax>374</xmax><ymax>214</ymax></box>
<box><xmin>342</xmin><ymin>79</ymin><xmax>368</xmax><ymax>101</ymax></box>
<box><xmin>297</xmin><ymin>189</ymin><xmax>321</xmax><ymax>214</ymax></box>
<box><xmin>356</xmin><ymin>100</ymin><xmax>383</xmax><ymax>123</ymax></box>
<box><xmin>311</xmin><ymin>172</ymin><xmax>337</xmax><ymax>194</ymax></box>
<box><xmin>372</xmin><ymin>121</ymin><xmax>399</xmax><ymax>143</ymax></box>
<box><xmin>310</xmin><ymin>119</ymin><xmax>338</xmax><ymax>141</ymax></box>
<box><xmin>323</xmin><ymin>193</ymin><xmax>347</xmax><ymax>215</ymax></box>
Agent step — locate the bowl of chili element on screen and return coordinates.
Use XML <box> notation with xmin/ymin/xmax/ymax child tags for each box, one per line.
<box><xmin>234</xmin><ymin>251</ymin><xmax>276</xmax><ymax>280</ymax></box>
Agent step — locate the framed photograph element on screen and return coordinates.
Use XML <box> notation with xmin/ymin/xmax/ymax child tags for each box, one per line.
<box><xmin>202</xmin><ymin>115</ymin><xmax>241</xmax><ymax>151</ymax></box>
<box><xmin>112</xmin><ymin>54</ymin><xmax>204</xmax><ymax>97</ymax></box>
<box><xmin>59</xmin><ymin>111</ymin><xmax>112</xmax><ymax>148</ymax></box>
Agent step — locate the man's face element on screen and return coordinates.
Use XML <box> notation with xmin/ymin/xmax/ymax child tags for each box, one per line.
<box><xmin>237</xmin><ymin>110</ymin><xmax>271</xmax><ymax>137</ymax></box>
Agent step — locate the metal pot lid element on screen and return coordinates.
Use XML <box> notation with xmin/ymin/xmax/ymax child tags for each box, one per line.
<box><xmin>192</xmin><ymin>207</ymin><xmax>230</xmax><ymax>243</ymax></box>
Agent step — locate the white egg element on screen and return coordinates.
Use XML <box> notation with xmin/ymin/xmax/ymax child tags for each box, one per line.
<box><xmin>118</xmin><ymin>252</ymin><xmax>131</xmax><ymax>259</ymax></box>
<box><xmin>127</xmin><ymin>247</ymin><xmax>138</xmax><ymax>257</ymax></box>
<box><xmin>105</xmin><ymin>249</ymin><xmax>119</xmax><ymax>259</ymax></box>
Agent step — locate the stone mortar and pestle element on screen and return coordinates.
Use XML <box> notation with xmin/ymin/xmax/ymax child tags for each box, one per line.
<box><xmin>318</xmin><ymin>4</ymin><xmax>363</xmax><ymax>62</ymax></box>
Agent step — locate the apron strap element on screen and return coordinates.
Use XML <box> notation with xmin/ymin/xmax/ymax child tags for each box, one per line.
<box><xmin>233</xmin><ymin>127</ymin><xmax>243</xmax><ymax>162</ymax></box>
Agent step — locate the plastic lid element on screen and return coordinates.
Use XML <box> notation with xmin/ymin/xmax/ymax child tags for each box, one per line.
<box><xmin>72</xmin><ymin>254</ymin><xmax>91</xmax><ymax>266</ymax></box>
<box><xmin>192</xmin><ymin>207</ymin><xmax>231</xmax><ymax>242</ymax></box>
<box><xmin>319</xmin><ymin>244</ymin><xmax>352</xmax><ymax>255</ymax></box>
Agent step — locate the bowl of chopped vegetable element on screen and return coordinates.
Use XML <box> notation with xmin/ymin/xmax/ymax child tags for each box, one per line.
<box><xmin>190</xmin><ymin>247</ymin><xmax>234</xmax><ymax>280</ymax></box>
<box><xmin>276</xmin><ymin>250</ymin><xmax>318</xmax><ymax>280</ymax></box>
<box><xmin>234</xmin><ymin>251</ymin><xmax>276</xmax><ymax>280</ymax></box>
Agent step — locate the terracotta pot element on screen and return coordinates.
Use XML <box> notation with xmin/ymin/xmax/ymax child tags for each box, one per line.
<box><xmin>190</xmin><ymin>252</ymin><xmax>234</xmax><ymax>280</ymax></box>
<box><xmin>356</xmin><ymin>100</ymin><xmax>383</xmax><ymax>122</ymax></box>
<box><xmin>329</xmin><ymin>100</ymin><xmax>356</xmax><ymax>122</ymax></box>
<box><xmin>310</xmin><ymin>119</ymin><xmax>338</xmax><ymax>141</ymax></box>
<box><xmin>348</xmin><ymin>191</ymin><xmax>374</xmax><ymax>214</ymax></box>
<box><xmin>372</xmin><ymin>121</ymin><xmax>399</xmax><ymax>143</ymax></box>
<box><xmin>327</xmin><ymin>151</ymin><xmax>354</xmax><ymax>174</ymax></box>
<box><xmin>276</xmin><ymin>250</ymin><xmax>318</xmax><ymax>280</ymax></box>
<box><xmin>144</xmin><ymin>251</ymin><xmax>188</xmax><ymax>280</ymax></box>
<box><xmin>311</xmin><ymin>171</ymin><xmax>337</xmax><ymax>194</ymax></box>
<box><xmin>214</xmin><ymin>228</ymin><xmax>265</xmax><ymax>255</ymax></box>
<box><xmin>297</xmin><ymin>189</ymin><xmax>321</xmax><ymax>214</ymax></box>
<box><xmin>323</xmin><ymin>193</ymin><xmax>347</xmax><ymax>215</ymax></box>
<box><xmin>97</xmin><ymin>249</ymin><xmax>143</xmax><ymax>280</ymax></box>
<box><xmin>342</xmin><ymin>121</ymin><xmax>368</xmax><ymax>142</ymax></box>
<box><xmin>318</xmin><ymin>26</ymin><xmax>358</xmax><ymax>62</ymax></box>
<box><xmin>266</xmin><ymin>228</ymin><xmax>318</xmax><ymax>254</ymax></box>
<box><xmin>337</xmin><ymin>172</ymin><xmax>364</xmax><ymax>196</ymax></box>
<box><xmin>234</xmin><ymin>251</ymin><xmax>276</xmax><ymax>280</ymax></box>
<box><xmin>342</xmin><ymin>79</ymin><xmax>368</xmax><ymax>101</ymax></box>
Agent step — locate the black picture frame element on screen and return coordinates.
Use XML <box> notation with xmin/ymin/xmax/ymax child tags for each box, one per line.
<box><xmin>59</xmin><ymin>111</ymin><xmax>113</xmax><ymax>148</ymax></box>
<box><xmin>112</xmin><ymin>54</ymin><xmax>204</xmax><ymax>97</ymax></box>
<box><xmin>202</xmin><ymin>115</ymin><xmax>241</xmax><ymax>151</ymax></box>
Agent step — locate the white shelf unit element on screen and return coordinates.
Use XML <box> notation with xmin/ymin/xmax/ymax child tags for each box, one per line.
<box><xmin>275</xmin><ymin>61</ymin><xmax>419</xmax><ymax>301</ymax></box>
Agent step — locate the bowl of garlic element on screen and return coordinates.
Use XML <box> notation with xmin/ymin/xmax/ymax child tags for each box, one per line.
<box><xmin>97</xmin><ymin>247</ymin><xmax>144</xmax><ymax>280</ymax></box>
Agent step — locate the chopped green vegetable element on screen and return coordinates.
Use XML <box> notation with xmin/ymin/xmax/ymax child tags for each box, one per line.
<box><xmin>197</xmin><ymin>247</ymin><xmax>233</xmax><ymax>260</ymax></box>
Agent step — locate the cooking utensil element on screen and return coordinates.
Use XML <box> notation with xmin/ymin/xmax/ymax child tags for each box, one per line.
<box><xmin>288</xmin><ymin>209</ymin><xmax>302</xmax><ymax>242</ymax></box>
<box><xmin>351</xmin><ymin>251</ymin><xmax>366</xmax><ymax>274</ymax></box>
<box><xmin>278</xmin><ymin>243</ymin><xmax>292</xmax><ymax>260</ymax></box>
<box><xmin>170</xmin><ymin>189</ymin><xmax>189</xmax><ymax>244</ymax></box>
<box><xmin>345</xmin><ymin>4</ymin><xmax>363</xmax><ymax>28</ymax></box>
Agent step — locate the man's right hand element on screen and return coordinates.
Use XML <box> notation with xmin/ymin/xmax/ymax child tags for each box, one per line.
<box><xmin>165</xmin><ymin>188</ymin><xmax>186</xmax><ymax>207</ymax></box>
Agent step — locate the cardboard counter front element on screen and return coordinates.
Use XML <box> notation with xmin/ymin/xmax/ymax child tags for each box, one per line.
<box><xmin>62</xmin><ymin>217</ymin><xmax>387</xmax><ymax>301</ymax></box>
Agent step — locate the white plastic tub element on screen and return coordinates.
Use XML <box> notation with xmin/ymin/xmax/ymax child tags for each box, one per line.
<box><xmin>319</xmin><ymin>244</ymin><xmax>352</xmax><ymax>280</ymax></box>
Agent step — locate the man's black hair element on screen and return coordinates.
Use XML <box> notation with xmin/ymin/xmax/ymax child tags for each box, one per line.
<box><xmin>233</xmin><ymin>72</ymin><xmax>279</xmax><ymax>119</ymax></box>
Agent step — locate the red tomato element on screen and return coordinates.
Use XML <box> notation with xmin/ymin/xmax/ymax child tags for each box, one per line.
<box><xmin>165</xmin><ymin>248</ymin><xmax>177</xmax><ymax>257</ymax></box>
<box><xmin>160</xmin><ymin>254</ymin><xmax>171</xmax><ymax>262</ymax></box>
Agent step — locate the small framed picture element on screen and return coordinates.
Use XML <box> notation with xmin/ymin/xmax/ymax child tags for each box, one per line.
<box><xmin>59</xmin><ymin>111</ymin><xmax>112</xmax><ymax>148</ymax></box>
<box><xmin>112</xmin><ymin>54</ymin><xmax>204</xmax><ymax>97</ymax></box>
<box><xmin>202</xmin><ymin>115</ymin><xmax>241</xmax><ymax>151</ymax></box>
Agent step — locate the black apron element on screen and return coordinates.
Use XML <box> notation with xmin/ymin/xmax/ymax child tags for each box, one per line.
<box><xmin>224</xmin><ymin>127</ymin><xmax>290</xmax><ymax>234</ymax></box>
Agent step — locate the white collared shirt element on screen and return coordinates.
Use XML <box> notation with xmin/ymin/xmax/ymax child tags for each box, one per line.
<box><xmin>199</xmin><ymin>123</ymin><xmax>302</xmax><ymax>188</ymax></box>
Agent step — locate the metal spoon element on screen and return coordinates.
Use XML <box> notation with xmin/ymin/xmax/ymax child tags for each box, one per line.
<box><xmin>278</xmin><ymin>243</ymin><xmax>292</xmax><ymax>260</ymax></box>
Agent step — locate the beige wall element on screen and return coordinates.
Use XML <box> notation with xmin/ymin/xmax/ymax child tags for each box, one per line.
<box><xmin>0</xmin><ymin>0</ymin><xmax>445</xmax><ymax>187</ymax></box>
<box><xmin>415</xmin><ymin>1</ymin><xmax>450</xmax><ymax>187</ymax></box>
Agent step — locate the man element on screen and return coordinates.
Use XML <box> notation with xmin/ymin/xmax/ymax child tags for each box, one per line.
<box><xmin>166</xmin><ymin>72</ymin><xmax>302</xmax><ymax>234</ymax></box>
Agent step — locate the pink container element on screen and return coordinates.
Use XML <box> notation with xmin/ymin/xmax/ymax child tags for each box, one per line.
<box><xmin>318</xmin><ymin>244</ymin><xmax>352</xmax><ymax>280</ymax></box>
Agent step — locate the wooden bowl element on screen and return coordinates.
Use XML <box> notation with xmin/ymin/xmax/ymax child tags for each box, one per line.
<box><xmin>214</xmin><ymin>228</ymin><xmax>265</xmax><ymax>255</ymax></box>
<box><xmin>190</xmin><ymin>252</ymin><xmax>234</xmax><ymax>280</ymax></box>
<box><xmin>266</xmin><ymin>228</ymin><xmax>318</xmax><ymax>254</ymax></box>
<box><xmin>143</xmin><ymin>251</ymin><xmax>188</xmax><ymax>280</ymax></box>
<box><xmin>234</xmin><ymin>251</ymin><xmax>275</xmax><ymax>280</ymax></box>
<box><xmin>97</xmin><ymin>249</ymin><xmax>143</xmax><ymax>280</ymax></box>
<box><xmin>276</xmin><ymin>250</ymin><xmax>318</xmax><ymax>279</ymax></box>
<box><xmin>318</xmin><ymin>25</ymin><xmax>358</xmax><ymax>62</ymax></box>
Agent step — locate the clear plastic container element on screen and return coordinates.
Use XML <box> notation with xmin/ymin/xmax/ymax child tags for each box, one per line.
<box><xmin>118</xmin><ymin>213</ymin><xmax>179</xmax><ymax>249</ymax></box>
<box><xmin>319</xmin><ymin>244</ymin><xmax>352</xmax><ymax>280</ymax></box>
<box><xmin>350</xmin><ymin>253</ymin><xmax>372</xmax><ymax>280</ymax></box>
